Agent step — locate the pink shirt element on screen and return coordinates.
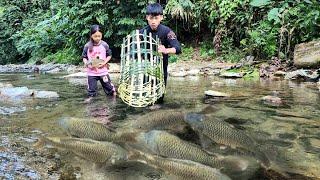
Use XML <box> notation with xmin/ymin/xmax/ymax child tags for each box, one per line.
<box><xmin>82</xmin><ymin>40</ymin><xmax>111</xmax><ymax>76</ymax></box>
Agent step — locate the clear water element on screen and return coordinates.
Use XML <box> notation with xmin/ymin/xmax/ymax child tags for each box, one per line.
<box><xmin>0</xmin><ymin>73</ymin><xmax>319</xmax><ymax>179</ymax></box>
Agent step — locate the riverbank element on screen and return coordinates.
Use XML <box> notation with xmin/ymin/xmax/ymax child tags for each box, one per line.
<box><xmin>1</xmin><ymin>60</ymin><xmax>320</xmax><ymax>83</ymax></box>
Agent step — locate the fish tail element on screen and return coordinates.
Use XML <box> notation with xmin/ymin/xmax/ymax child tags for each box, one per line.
<box><xmin>115</xmin><ymin>129</ymin><xmax>142</xmax><ymax>142</ymax></box>
<box><xmin>57</xmin><ymin>117</ymin><xmax>71</xmax><ymax>131</ymax></box>
<box><xmin>255</xmin><ymin>147</ymin><xmax>271</xmax><ymax>168</ymax></box>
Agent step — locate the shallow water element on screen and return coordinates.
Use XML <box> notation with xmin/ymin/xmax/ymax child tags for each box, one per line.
<box><xmin>0</xmin><ymin>73</ymin><xmax>319</xmax><ymax>179</ymax></box>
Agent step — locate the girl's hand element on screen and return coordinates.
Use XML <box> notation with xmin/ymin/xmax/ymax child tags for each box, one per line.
<box><xmin>98</xmin><ymin>62</ymin><xmax>105</xmax><ymax>68</ymax></box>
<box><xmin>87</xmin><ymin>64</ymin><xmax>93</xmax><ymax>69</ymax></box>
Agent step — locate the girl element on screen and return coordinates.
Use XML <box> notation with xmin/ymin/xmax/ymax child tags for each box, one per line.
<box><xmin>82</xmin><ymin>25</ymin><xmax>116</xmax><ymax>102</ymax></box>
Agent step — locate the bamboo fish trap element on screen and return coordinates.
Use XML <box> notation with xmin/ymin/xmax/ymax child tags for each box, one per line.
<box><xmin>118</xmin><ymin>30</ymin><xmax>165</xmax><ymax>107</ymax></box>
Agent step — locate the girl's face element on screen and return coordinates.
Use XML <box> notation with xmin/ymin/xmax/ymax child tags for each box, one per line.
<box><xmin>91</xmin><ymin>31</ymin><xmax>102</xmax><ymax>44</ymax></box>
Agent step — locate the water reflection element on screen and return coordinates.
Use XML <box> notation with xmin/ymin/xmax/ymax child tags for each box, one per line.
<box><xmin>0</xmin><ymin>73</ymin><xmax>319</xmax><ymax>179</ymax></box>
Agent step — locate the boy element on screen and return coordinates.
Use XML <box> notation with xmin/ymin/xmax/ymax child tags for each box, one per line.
<box><xmin>140</xmin><ymin>3</ymin><xmax>182</xmax><ymax>104</ymax></box>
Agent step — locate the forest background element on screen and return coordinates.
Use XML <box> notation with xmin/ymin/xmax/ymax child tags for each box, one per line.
<box><xmin>0</xmin><ymin>0</ymin><xmax>319</xmax><ymax>65</ymax></box>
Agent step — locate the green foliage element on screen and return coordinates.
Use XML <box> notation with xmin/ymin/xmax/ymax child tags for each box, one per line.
<box><xmin>0</xmin><ymin>0</ymin><xmax>319</xmax><ymax>64</ymax></box>
<box><xmin>200</xmin><ymin>42</ymin><xmax>215</xmax><ymax>59</ymax></box>
<box><xmin>165</xmin><ymin>0</ymin><xmax>194</xmax><ymax>22</ymax></box>
<box><xmin>169</xmin><ymin>46</ymin><xmax>194</xmax><ymax>63</ymax></box>
<box><xmin>222</xmin><ymin>48</ymin><xmax>246</xmax><ymax>63</ymax></box>
<box><xmin>45</xmin><ymin>48</ymin><xmax>79</xmax><ymax>64</ymax></box>
<box><xmin>241</xmin><ymin>20</ymin><xmax>278</xmax><ymax>58</ymax></box>
<box><xmin>250</xmin><ymin>0</ymin><xmax>271</xmax><ymax>7</ymax></box>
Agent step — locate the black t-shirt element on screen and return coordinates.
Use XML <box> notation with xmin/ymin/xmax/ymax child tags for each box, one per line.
<box><xmin>139</xmin><ymin>24</ymin><xmax>181</xmax><ymax>65</ymax></box>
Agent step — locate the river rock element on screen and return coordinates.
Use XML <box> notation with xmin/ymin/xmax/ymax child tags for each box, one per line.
<box><xmin>261</xmin><ymin>95</ymin><xmax>282</xmax><ymax>105</ymax></box>
<box><xmin>274</xmin><ymin>71</ymin><xmax>286</xmax><ymax>77</ymax></box>
<box><xmin>170</xmin><ymin>69</ymin><xmax>187</xmax><ymax>77</ymax></box>
<box><xmin>219</xmin><ymin>72</ymin><xmax>245</xmax><ymax>78</ymax></box>
<box><xmin>211</xmin><ymin>81</ymin><xmax>224</xmax><ymax>86</ymax></box>
<box><xmin>33</xmin><ymin>91</ymin><xmax>59</xmax><ymax>99</ymax></box>
<box><xmin>63</xmin><ymin>72</ymin><xmax>87</xmax><ymax>78</ymax></box>
<box><xmin>0</xmin><ymin>87</ymin><xmax>34</xmax><ymax>98</ymax></box>
<box><xmin>285</xmin><ymin>69</ymin><xmax>319</xmax><ymax>80</ymax></box>
<box><xmin>294</xmin><ymin>40</ymin><xmax>320</xmax><ymax>68</ymax></box>
<box><xmin>0</xmin><ymin>106</ymin><xmax>26</xmax><ymax>115</ymax></box>
<box><xmin>204</xmin><ymin>90</ymin><xmax>230</xmax><ymax>97</ymax></box>
<box><xmin>187</xmin><ymin>69</ymin><xmax>200</xmax><ymax>76</ymax></box>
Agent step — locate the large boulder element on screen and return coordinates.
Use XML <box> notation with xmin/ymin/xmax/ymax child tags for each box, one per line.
<box><xmin>294</xmin><ymin>40</ymin><xmax>320</xmax><ymax>68</ymax></box>
<box><xmin>0</xmin><ymin>87</ymin><xmax>34</xmax><ymax>98</ymax></box>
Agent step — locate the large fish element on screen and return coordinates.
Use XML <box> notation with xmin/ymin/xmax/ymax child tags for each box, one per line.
<box><xmin>130</xmin><ymin>130</ymin><xmax>259</xmax><ymax>179</ymax></box>
<box><xmin>58</xmin><ymin>117</ymin><xmax>137</xmax><ymax>142</ymax></box>
<box><xmin>184</xmin><ymin>113</ymin><xmax>270</xmax><ymax>167</ymax></box>
<box><xmin>36</xmin><ymin>137</ymin><xmax>129</xmax><ymax>164</ymax></box>
<box><xmin>118</xmin><ymin>109</ymin><xmax>187</xmax><ymax>131</ymax></box>
<box><xmin>135</xmin><ymin>151</ymin><xmax>231</xmax><ymax>180</ymax></box>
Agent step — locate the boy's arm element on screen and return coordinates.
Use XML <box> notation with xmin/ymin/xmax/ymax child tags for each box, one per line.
<box><xmin>158</xmin><ymin>30</ymin><xmax>181</xmax><ymax>55</ymax></box>
<box><xmin>158</xmin><ymin>45</ymin><xmax>177</xmax><ymax>54</ymax></box>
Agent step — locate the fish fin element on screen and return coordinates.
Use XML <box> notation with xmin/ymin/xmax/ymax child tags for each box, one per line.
<box><xmin>199</xmin><ymin>134</ymin><xmax>214</xmax><ymax>150</ymax></box>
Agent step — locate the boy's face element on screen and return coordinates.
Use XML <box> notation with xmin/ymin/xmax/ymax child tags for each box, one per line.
<box><xmin>91</xmin><ymin>31</ymin><xmax>102</xmax><ymax>44</ymax></box>
<box><xmin>146</xmin><ymin>15</ymin><xmax>163</xmax><ymax>30</ymax></box>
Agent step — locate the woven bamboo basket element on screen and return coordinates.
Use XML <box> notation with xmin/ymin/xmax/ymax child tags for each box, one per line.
<box><xmin>118</xmin><ymin>30</ymin><xmax>165</xmax><ymax>107</ymax></box>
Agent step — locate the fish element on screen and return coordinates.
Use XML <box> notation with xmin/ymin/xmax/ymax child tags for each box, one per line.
<box><xmin>58</xmin><ymin>117</ymin><xmax>138</xmax><ymax>142</ymax></box>
<box><xmin>118</xmin><ymin>109</ymin><xmax>187</xmax><ymax>131</ymax></box>
<box><xmin>129</xmin><ymin>130</ymin><xmax>259</xmax><ymax>179</ymax></box>
<box><xmin>36</xmin><ymin>137</ymin><xmax>129</xmax><ymax>164</ymax></box>
<box><xmin>134</xmin><ymin>151</ymin><xmax>231</xmax><ymax>180</ymax></box>
<box><xmin>184</xmin><ymin>113</ymin><xmax>270</xmax><ymax>167</ymax></box>
<box><xmin>90</xmin><ymin>58</ymin><xmax>105</xmax><ymax>68</ymax></box>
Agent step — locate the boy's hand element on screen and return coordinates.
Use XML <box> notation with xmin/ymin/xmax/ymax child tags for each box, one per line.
<box><xmin>158</xmin><ymin>45</ymin><xmax>168</xmax><ymax>54</ymax></box>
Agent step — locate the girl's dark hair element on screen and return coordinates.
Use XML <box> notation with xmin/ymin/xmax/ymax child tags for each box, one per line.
<box><xmin>146</xmin><ymin>3</ymin><xmax>163</xmax><ymax>16</ymax></box>
<box><xmin>88</xmin><ymin>24</ymin><xmax>102</xmax><ymax>53</ymax></box>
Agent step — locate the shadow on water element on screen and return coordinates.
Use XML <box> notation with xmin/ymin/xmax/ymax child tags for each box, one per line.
<box><xmin>1</xmin><ymin>73</ymin><xmax>320</xmax><ymax>179</ymax></box>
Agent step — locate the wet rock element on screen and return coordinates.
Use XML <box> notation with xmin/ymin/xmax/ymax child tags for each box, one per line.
<box><xmin>186</xmin><ymin>69</ymin><xmax>200</xmax><ymax>76</ymax></box>
<box><xmin>219</xmin><ymin>72</ymin><xmax>245</xmax><ymax>78</ymax></box>
<box><xmin>170</xmin><ymin>69</ymin><xmax>187</xmax><ymax>77</ymax></box>
<box><xmin>211</xmin><ymin>81</ymin><xmax>224</xmax><ymax>86</ymax></box>
<box><xmin>199</xmin><ymin>67</ymin><xmax>220</xmax><ymax>76</ymax></box>
<box><xmin>261</xmin><ymin>95</ymin><xmax>282</xmax><ymax>105</ymax></box>
<box><xmin>294</xmin><ymin>40</ymin><xmax>320</xmax><ymax>68</ymax></box>
<box><xmin>204</xmin><ymin>90</ymin><xmax>230</xmax><ymax>97</ymax></box>
<box><xmin>62</xmin><ymin>72</ymin><xmax>86</xmax><ymax>78</ymax></box>
<box><xmin>285</xmin><ymin>69</ymin><xmax>320</xmax><ymax>81</ymax></box>
<box><xmin>33</xmin><ymin>91</ymin><xmax>59</xmax><ymax>99</ymax></box>
<box><xmin>46</xmin><ymin>68</ymin><xmax>61</xmax><ymax>74</ymax></box>
<box><xmin>212</xmin><ymin>62</ymin><xmax>236</xmax><ymax>70</ymax></box>
<box><xmin>0</xmin><ymin>106</ymin><xmax>27</xmax><ymax>115</ymax></box>
<box><xmin>0</xmin><ymin>87</ymin><xmax>34</xmax><ymax>98</ymax></box>
<box><xmin>274</xmin><ymin>71</ymin><xmax>287</xmax><ymax>77</ymax></box>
